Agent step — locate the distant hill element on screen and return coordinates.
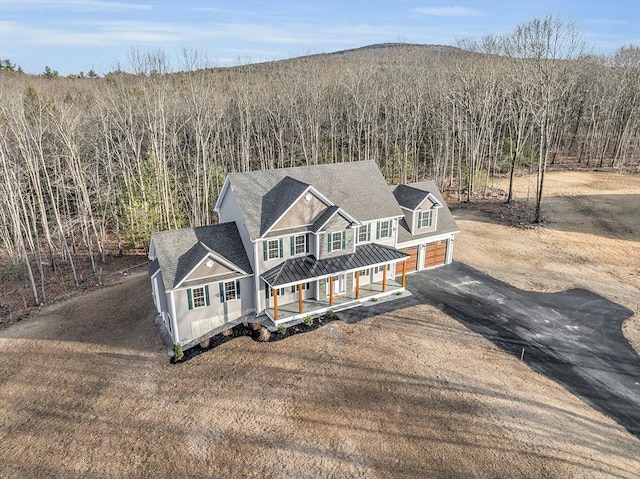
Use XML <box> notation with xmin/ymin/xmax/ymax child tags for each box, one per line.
<box><xmin>213</xmin><ymin>42</ymin><xmax>469</xmax><ymax>74</ymax></box>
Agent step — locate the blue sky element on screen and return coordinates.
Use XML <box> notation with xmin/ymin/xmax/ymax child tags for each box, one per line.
<box><xmin>1</xmin><ymin>0</ymin><xmax>638</xmax><ymax>75</ymax></box>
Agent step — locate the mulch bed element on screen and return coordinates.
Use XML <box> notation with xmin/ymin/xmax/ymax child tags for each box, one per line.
<box><xmin>172</xmin><ymin>313</ymin><xmax>340</xmax><ymax>364</ymax></box>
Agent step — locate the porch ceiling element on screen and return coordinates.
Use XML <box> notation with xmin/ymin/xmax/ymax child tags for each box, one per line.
<box><xmin>261</xmin><ymin>242</ymin><xmax>409</xmax><ymax>287</ymax></box>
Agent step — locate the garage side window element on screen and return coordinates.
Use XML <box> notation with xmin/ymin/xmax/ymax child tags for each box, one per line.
<box><xmin>187</xmin><ymin>285</ymin><xmax>210</xmax><ymax>310</ymax></box>
<box><xmin>219</xmin><ymin>280</ymin><xmax>241</xmax><ymax>302</ymax></box>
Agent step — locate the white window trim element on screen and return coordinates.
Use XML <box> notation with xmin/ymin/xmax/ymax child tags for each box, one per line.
<box><xmin>328</xmin><ymin>231</ymin><xmax>345</xmax><ymax>252</ymax></box>
<box><xmin>267</xmin><ymin>239</ymin><xmax>280</xmax><ymax>260</ymax></box>
<box><xmin>357</xmin><ymin>224</ymin><xmax>370</xmax><ymax>243</ymax></box>
<box><xmin>291</xmin><ymin>282</ymin><xmax>310</xmax><ymax>293</ymax></box>
<box><xmin>294</xmin><ymin>234</ymin><xmax>306</xmax><ymax>256</ymax></box>
<box><xmin>191</xmin><ymin>286</ymin><xmax>207</xmax><ymax>309</ymax></box>
<box><xmin>223</xmin><ymin>280</ymin><xmax>238</xmax><ymax>302</ymax></box>
<box><xmin>378</xmin><ymin>220</ymin><xmax>392</xmax><ymax>239</ymax></box>
<box><xmin>192</xmin><ymin>287</ymin><xmax>206</xmax><ymax>308</ymax></box>
<box><xmin>418</xmin><ymin>210</ymin><xmax>433</xmax><ymax>228</ymax></box>
<box><xmin>266</xmin><ymin>287</ymin><xmax>285</xmax><ymax>298</ymax></box>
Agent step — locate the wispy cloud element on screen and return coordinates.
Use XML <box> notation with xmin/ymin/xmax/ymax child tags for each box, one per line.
<box><xmin>0</xmin><ymin>18</ymin><xmax>411</xmax><ymax>49</ymax></box>
<box><xmin>414</xmin><ymin>6</ymin><xmax>479</xmax><ymax>17</ymax></box>
<box><xmin>0</xmin><ymin>20</ymin><xmax>183</xmax><ymax>46</ymax></box>
<box><xmin>0</xmin><ymin>0</ymin><xmax>151</xmax><ymax>11</ymax></box>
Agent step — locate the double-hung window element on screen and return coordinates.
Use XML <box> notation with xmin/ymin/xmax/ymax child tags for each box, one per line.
<box><xmin>377</xmin><ymin>220</ymin><xmax>392</xmax><ymax>239</ymax></box>
<box><xmin>418</xmin><ymin>210</ymin><xmax>433</xmax><ymax>228</ymax></box>
<box><xmin>357</xmin><ymin>224</ymin><xmax>370</xmax><ymax>243</ymax></box>
<box><xmin>291</xmin><ymin>234</ymin><xmax>307</xmax><ymax>256</ymax></box>
<box><xmin>265</xmin><ymin>287</ymin><xmax>285</xmax><ymax>299</ymax></box>
<box><xmin>219</xmin><ymin>279</ymin><xmax>241</xmax><ymax>302</ymax></box>
<box><xmin>290</xmin><ymin>282</ymin><xmax>310</xmax><ymax>293</ymax></box>
<box><xmin>264</xmin><ymin>238</ymin><xmax>283</xmax><ymax>260</ymax></box>
<box><xmin>374</xmin><ymin>264</ymin><xmax>391</xmax><ymax>274</ymax></box>
<box><xmin>187</xmin><ymin>285</ymin><xmax>210</xmax><ymax>310</ymax></box>
<box><xmin>327</xmin><ymin>231</ymin><xmax>345</xmax><ymax>252</ymax></box>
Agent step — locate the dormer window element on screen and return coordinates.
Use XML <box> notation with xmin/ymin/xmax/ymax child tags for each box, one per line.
<box><xmin>418</xmin><ymin>210</ymin><xmax>433</xmax><ymax>228</ymax></box>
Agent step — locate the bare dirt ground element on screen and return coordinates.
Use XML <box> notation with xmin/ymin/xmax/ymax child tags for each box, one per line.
<box><xmin>1</xmin><ymin>171</ymin><xmax>639</xmax><ymax>478</ymax></box>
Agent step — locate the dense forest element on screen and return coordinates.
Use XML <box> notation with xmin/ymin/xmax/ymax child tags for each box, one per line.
<box><xmin>0</xmin><ymin>16</ymin><xmax>639</xmax><ymax>306</ymax></box>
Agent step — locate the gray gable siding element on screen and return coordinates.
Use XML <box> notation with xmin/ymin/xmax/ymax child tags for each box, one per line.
<box><xmin>271</xmin><ymin>190</ymin><xmax>327</xmax><ymax>231</ymax></box>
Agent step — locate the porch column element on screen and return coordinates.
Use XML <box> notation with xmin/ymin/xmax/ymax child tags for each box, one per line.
<box><xmin>382</xmin><ymin>265</ymin><xmax>387</xmax><ymax>292</ymax></box>
<box><xmin>329</xmin><ymin>277</ymin><xmax>334</xmax><ymax>306</ymax></box>
<box><xmin>355</xmin><ymin>270</ymin><xmax>360</xmax><ymax>299</ymax></box>
<box><xmin>402</xmin><ymin>261</ymin><xmax>407</xmax><ymax>288</ymax></box>
<box><xmin>298</xmin><ymin>283</ymin><xmax>303</xmax><ymax>314</ymax></box>
<box><xmin>273</xmin><ymin>287</ymin><xmax>279</xmax><ymax>321</ymax></box>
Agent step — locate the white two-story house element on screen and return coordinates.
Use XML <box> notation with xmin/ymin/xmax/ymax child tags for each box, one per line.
<box><xmin>148</xmin><ymin>161</ymin><xmax>458</xmax><ymax>349</ymax></box>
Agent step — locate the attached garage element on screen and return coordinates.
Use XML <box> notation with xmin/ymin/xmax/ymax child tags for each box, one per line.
<box><xmin>424</xmin><ymin>240</ymin><xmax>447</xmax><ymax>268</ymax></box>
<box><xmin>396</xmin><ymin>246</ymin><xmax>418</xmax><ymax>275</ymax></box>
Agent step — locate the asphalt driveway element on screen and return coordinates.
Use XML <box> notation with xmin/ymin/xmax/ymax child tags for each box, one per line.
<box><xmin>396</xmin><ymin>262</ymin><xmax>640</xmax><ymax>438</ymax></box>
<box><xmin>340</xmin><ymin>262</ymin><xmax>640</xmax><ymax>437</ymax></box>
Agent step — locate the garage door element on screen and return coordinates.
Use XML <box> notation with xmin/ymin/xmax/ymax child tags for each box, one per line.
<box><xmin>424</xmin><ymin>240</ymin><xmax>447</xmax><ymax>268</ymax></box>
<box><xmin>396</xmin><ymin>246</ymin><xmax>418</xmax><ymax>275</ymax></box>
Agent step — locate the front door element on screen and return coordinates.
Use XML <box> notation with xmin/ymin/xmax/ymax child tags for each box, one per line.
<box><xmin>326</xmin><ymin>274</ymin><xmax>346</xmax><ymax>297</ymax></box>
<box><xmin>334</xmin><ymin>274</ymin><xmax>346</xmax><ymax>295</ymax></box>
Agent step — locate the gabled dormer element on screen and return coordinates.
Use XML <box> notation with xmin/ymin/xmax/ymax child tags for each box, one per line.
<box><xmin>392</xmin><ymin>184</ymin><xmax>443</xmax><ymax>235</ymax></box>
<box><xmin>310</xmin><ymin>206</ymin><xmax>359</xmax><ymax>259</ymax></box>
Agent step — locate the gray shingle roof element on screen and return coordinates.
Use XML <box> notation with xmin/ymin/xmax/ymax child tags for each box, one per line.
<box><xmin>261</xmin><ymin>243</ymin><xmax>409</xmax><ymax>287</ymax></box>
<box><xmin>393</xmin><ymin>184</ymin><xmax>438</xmax><ymax>210</ymax></box>
<box><xmin>151</xmin><ymin>222</ymin><xmax>253</xmax><ymax>290</ymax></box>
<box><xmin>225</xmin><ymin>161</ymin><xmax>403</xmax><ymax>240</ymax></box>
<box><xmin>392</xmin><ymin>181</ymin><xmax>459</xmax><ymax>245</ymax></box>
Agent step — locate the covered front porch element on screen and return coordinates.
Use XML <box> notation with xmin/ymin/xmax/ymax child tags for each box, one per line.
<box><xmin>265</xmin><ymin>276</ymin><xmax>404</xmax><ymax>323</ymax></box>
<box><xmin>261</xmin><ymin>242</ymin><xmax>410</xmax><ymax>324</ymax></box>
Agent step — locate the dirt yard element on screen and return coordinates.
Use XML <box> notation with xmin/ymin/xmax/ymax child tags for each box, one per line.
<box><xmin>1</xmin><ymin>171</ymin><xmax>639</xmax><ymax>478</ymax></box>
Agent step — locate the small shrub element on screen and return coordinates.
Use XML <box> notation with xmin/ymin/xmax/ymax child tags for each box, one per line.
<box><xmin>277</xmin><ymin>325</ymin><xmax>287</xmax><ymax>335</ymax></box>
<box><xmin>258</xmin><ymin>327</ymin><xmax>271</xmax><ymax>342</ymax></box>
<box><xmin>303</xmin><ymin>315</ymin><xmax>314</xmax><ymax>326</ymax></box>
<box><xmin>199</xmin><ymin>337</ymin><xmax>211</xmax><ymax>348</ymax></box>
<box><xmin>0</xmin><ymin>258</ymin><xmax>24</xmax><ymax>281</ymax></box>
<box><xmin>172</xmin><ymin>342</ymin><xmax>184</xmax><ymax>361</ymax></box>
<box><xmin>251</xmin><ymin>321</ymin><xmax>262</xmax><ymax>331</ymax></box>
<box><xmin>222</xmin><ymin>327</ymin><xmax>233</xmax><ymax>336</ymax></box>
<box><xmin>325</xmin><ymin>310</ymin><xmax>336</xmax><ymax>319</ymax></box>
